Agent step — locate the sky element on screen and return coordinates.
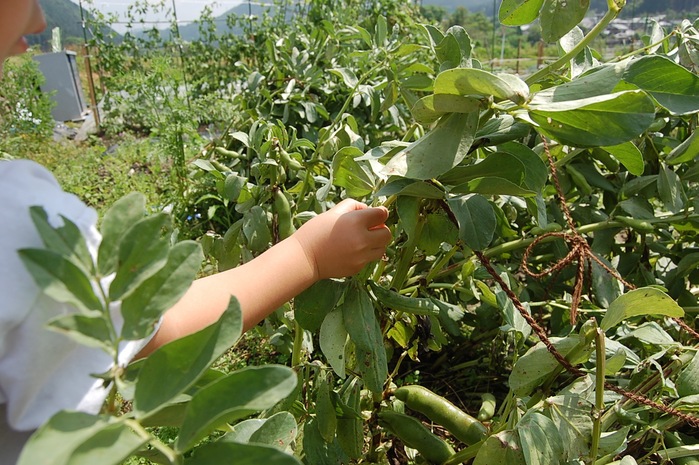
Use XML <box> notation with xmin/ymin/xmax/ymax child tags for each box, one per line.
<box><xmin>70</xmin><ymin>0</ymin><xmax>246</xmax><ymax>31</ymax></box>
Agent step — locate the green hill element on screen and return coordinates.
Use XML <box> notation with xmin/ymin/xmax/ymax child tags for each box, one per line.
<box><xmin>27</xmin><ymin>0</ymin><xmax>116</xmax><ymax>49</ymax></box>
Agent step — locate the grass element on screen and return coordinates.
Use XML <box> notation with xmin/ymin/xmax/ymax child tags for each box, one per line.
<box><xmin>10</xmin><ymin>132</ymin><xmax>174</xmax><ymax>219</ymax></box>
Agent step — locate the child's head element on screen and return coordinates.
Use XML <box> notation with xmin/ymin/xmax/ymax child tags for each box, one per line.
<box><xmin>0</xmin><ymin>0</ymin><xmax>46</xmax><ymax>75</ymax></box>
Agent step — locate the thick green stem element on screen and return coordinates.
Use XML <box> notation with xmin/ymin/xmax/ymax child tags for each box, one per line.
<box><xmin>525</xmin><ymin>5</ymin><xmax>621</xmax><ymax>85</ymax></box>
<box><xmin>391</xmin><ymin>215</ymin><xmax>425</xmax><ymax>290</ymax></box>
<box><xmin>590</xmin><ymin>328</ymin><xmax>606</xmax><ymax>463</ymax></box>
<box><xmin>291</xmin><ymin>320</ymin><xmax>305</xmax><ymax>368</ymax></box>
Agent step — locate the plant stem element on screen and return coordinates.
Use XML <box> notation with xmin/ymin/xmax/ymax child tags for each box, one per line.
<box><xmin>291</xmin><ymin>320</ymin><xmax>305</xmax><ymax>368</ymax></box>
<box><xmin>525</xmin><ymin>5</ymin><xmax>621</xmax><ymax>85</ymax></box>
<box><xmin>125</xmin><ymin>418</ymin><xmax>182</xmax><ymax>465</ymax></box>
<box><xmin>590</xmin><ymin>328</ymin><xmax>606</xmax><ymax>463</ymax></box>
<box><xmin>390</xmin><ymin>215</ymin><xmax>425</xmax><ymax>290</ymax></box>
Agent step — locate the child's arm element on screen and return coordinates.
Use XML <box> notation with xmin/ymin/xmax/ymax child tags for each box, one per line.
<box><xmin>137</xmin><ymin>199</ymin><xmax>391</xmax><ymax>356</ymax></box>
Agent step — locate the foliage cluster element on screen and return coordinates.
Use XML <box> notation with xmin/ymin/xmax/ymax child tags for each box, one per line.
<box><xmin>12</xmin><ymin>0</ymin><xmax>699</xmax><ymax>464</ymax></box>
<box><xmin>0</xmin><ymin>54</ymin><xmax>54</xmax><ymax>151</ymax></box>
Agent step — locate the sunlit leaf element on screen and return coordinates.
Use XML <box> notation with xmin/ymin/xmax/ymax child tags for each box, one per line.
<box><xmin>98</xmin><ymin>192</ymin><xmax>147</xmax><ymax>276</ymax></box>
<box><xmin>600</xmin><ymin>287</ymin><xmax>684</xmax><ymax>331</ymax></box>
<box><xmin>499</xmin><ymin>0</ymin><xmax>545</xmax><ymax>26</ymax></box>
<box><xmin>121</xmin><ymin>240</ymin><xmax>203</xmax><ymax>340</ymax></box>
<box><xmin>517</xmin><ymin>412</ymin><xmax>565</xmax><ymax>465</ymax></box>
<box><xmin>540</xmin><ymin>0</ymin><xmax>590</xmax><ymax>43</ymax></box>
<box><xmin>473</xmin><ymin>430</ymin><xmax>526</xmax><ymax>465</ymax></box>
<box><xmin>623</xmin><ymin>55</ymin><xmax>699</xmax><ymax>115</ymax></box>
<box><xmin>528</xmin><ymin>90</ymin><xmax>655</xmax><ymax>147</ymax></box>
<box><xmin>382</xmin><ymin>111</ymin><xmax>480</xmax><ymax>180</ymax></box>
<box><xmin>18</xmin><ymin>412</ymin><xmax>146</xmax><ymax>465</ymax></box>
<box><xmin>19</xmin><ymin>248</ymin><xmax>102</xmax><ymax>313</ymax></box>
<box><xmin>601</xmin><ymin>141</ymin><xmax>644</xmax><ymax>176</ymax></box>
<box><xmin>176</xmin><ymin>365</ymin><xmax>297</xmax><ymax>452</ymax></box>
<box><xmin>134</xmin><ymin>298</ymin><xmax>243</xmax><ymax>416</ymax></box>
<box><xmin>434</xmin><ymin>67</ymin><xmax>529</xmax><ymax>104</ymax></box>
<box><xmin>186</xmin><ymin>442</ymin><xmax>301</xmax><ymax>465</ymax></box>
<box><xmin>320</xmin><ymin>308</ymin><xmax>348</xmax><ymax>378</ymax></box>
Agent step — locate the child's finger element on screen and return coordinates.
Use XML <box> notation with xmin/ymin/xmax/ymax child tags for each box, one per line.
<box><xmin>355</xmin><ymin>206</ymin><xmax>389</xmax><ymax>228</ymax></box>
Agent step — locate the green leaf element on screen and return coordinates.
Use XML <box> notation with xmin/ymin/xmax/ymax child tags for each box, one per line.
<box><xmin>434</xmin><ymin>68</ymin><xmax>529</xmax><ymax>104</ymax></box>
<box><xmin>176</xmin><ymin>365</ymin><xmax>297</xmax><ymax>452</ymax></box>
<box><xmin>517</xmin><ymin>412</ymin><xmax>564</xmax><ymax>465</ymax></box>
<box><xmin>248</xmin><ymin>412</ymin><xmax>297</xmax><ymax>450</ymax></box>
<box><xmin>657</xmin><ymin>166</ymin><xmax>685</xmax><ymax>213</ymax></box>
<box><xmin>418</xmin><ymin>213</ymin><xmax>458</xmax><ymax>255</ymax></box>
<box><xmin>329</xmin><ymin>68</ymin><xmax>358</xmax><ymax>88</ymax></box>
<box><xmin>473</xmin><ymin>430</ymin><xmax>526</xmax><ymax>465</ymax></box>
<box><xmin>320</xmin><ymin>308</ymin><xmax>348</xmax><ymax>378</ymax></box>
<box><xmin>18</xmin><ymin>412</ymin><xmax>146</xmax><ymax>465</ymax></box>
<box><xmin>332</xmin><ymin>147</ymin><xmax>375</xmax><ymax>198</ymax></box>
<box><xmin>623</xmin><ymin>55</ymin><xmax>699</xmax><ymax>115</ymax></box>
<box><xmin>316</xmin><ymin>372</ymin><xmax>338</xmax><ymax>443</ymax></box>
<box><xmin>47</xmin><ymin>314</ymin><xmax>113</xmax><ymax>353</ymax></box>
<box><xmin>676</xmin><ymin>252</ymin><xmax>699</xmax><ymax>279</ymax></box>
<box><xmin>98</xmin><ymin>192</ymin><xmax>147</xmax><ymax>276</ymax></box>
<box><xmin>509</xmin><ymin>334</ymin><xmax>593</xmax><ymax>396</ymax></box>
<box><xmin>666</xmin><ymin>130</ymin><xmax>699</xmax><ymax>165</ymax></box>
<box><xmin>243</xmin><ymin>205</ymin><xmax>272</xmax><ymax>253</ymax></box>
<box><xmin>134</xmin><ymin>298</ymin><xmax>243</xmax><ymax>416</ymax></box>
<box><xmin>238</xmin><ymin>418</ymin><xmax>287</xmax><ymax>447</ymax></box>
<box><xmin>439</xmin><ymin>152</ymin><xmax>527</xmax><ymax>187</ymax></box>
<box><xmin>475</xmin><ymin>114</ymin><xmax>530</xmax><ymax>145</ymax></box>
<box><xmin>601</xmin><ymin>141</ymin><xmax>644</xmax><ymax>176</ymax></box>
<box><xmin>676</xmin><ymin>351</ymin><xmax>699</xmax><ymax>397</ymax></box>
<box><xmin>528</xmin><ymin>90</ymin><xmax>656</xmax><ymax>147</ymax></box>
<box><xmin>600</xmin><ymin>287</ymin><xmax>684</xmax><ymax>331</ymax></box>
<box><xmin>530</xmin><ymin>62</ymin><xmax>626</xmax><ymax>103</ymax></box>
<box><xmin>545</xmin><ymin>394</ymin><xmax>593</xmax><ymax>460</ymax></box>
<box><xmin>223</xmin><ymin>174</ymin><xmax>246</xmax><ymax>202</ymax></box>
<box><xmin>382</xmin><ymin>111</ymin><xmax>480</xmax><ymax>180</ymax></box>
<box><xmin>109</xmin><ymin>213</ymin><xmax>170</xmax><ymax>301</ymax></box>
<box><xmin>499</xmin><ymin>0</ymin><xmax>545</xmax><ymax>25</ymax></box>
<box><xmin>375</xmin><ymin>179</ymin><xmax>445</xmax><ymax>199</ymax></box>
<box><xmin>295</xmin><ymin>279</ymin><xmax>347</xmax><ymax>332</ymax></box>
<box><xmin>28</xmin><ymin>206</ymin><xmax>93</xmax><ymax>273</ymax></box>
<box><xmin>18</xmin><ymin>248</ymin><xmax>103</xmax><ymax>313</ymax></box>
<box><xmin>342</xmin><ymin>281</ymin><xmax>388</xmax><ymax>393</ymax></box>
<box><xmin>121</xmin><ymin>240</ymin><xmax>203</xmax><ymax>340</ymax></box>
<box><xmin>186</xmin><ymin>442</ymin><xmax>301</xmax><ymax>465</ymax></box>
<box><xmin>540</xmin><ymin>0</ymin><xmax>590</xmax><ymax>43</ymax></box>
<box><xmin>411</xmin><ymin>94</ymin><xmax>481</xmax><ymax>125</ymax></box>
<box><xmin>302</xmin><ymin>418</ymin><xmax>349</xmax><ymax>465</ymax></box>
<box><xmin>447</xmin><ymin>194</ymin><xmax>496</xmax><ymax>251</ymax></box>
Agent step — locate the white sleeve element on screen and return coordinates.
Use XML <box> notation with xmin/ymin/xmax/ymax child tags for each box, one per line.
<box><xmin>0</xmin><ymin>160</ymin><xmax>151</xmax><ymax>431</ymax></box>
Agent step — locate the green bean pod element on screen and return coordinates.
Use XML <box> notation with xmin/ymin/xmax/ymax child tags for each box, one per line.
<box><xmin>378</xmin><ymin>410</ymin><xmax>455</xmax><ymax>465</ymax></box>
<box><xmin>273</xmin><ymin>189</ymin><xmax>296</xmax><ymax>240</ymax></box>
<box><xmin>477</xmin><ymin>393</ymin><xmax>496</xmax><ymax>422</ymax></box>
<box><xmin>615</xmin><ymin>215</ymin><xmax>654</xmax><ymax>233</ymax></box>
<box><xmin>369</xmin><ymin>282</ymin><xmax>440</xmax><ymax>316</ymax></box>
<box><xmin>565</xmin><ymin>164</ymin><xmax>593</xmax><ymax>196</ymax></box>
<box><xmin>394</xmin><ymin>385</ymin><xmax>487</xmax><ymax>445</ymax></box>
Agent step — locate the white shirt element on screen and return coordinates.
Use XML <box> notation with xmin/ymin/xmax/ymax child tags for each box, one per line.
<box><xmin>0</xmin><ymin>160</ymin><xmax>147</xmax><ymax>464</ymax></box>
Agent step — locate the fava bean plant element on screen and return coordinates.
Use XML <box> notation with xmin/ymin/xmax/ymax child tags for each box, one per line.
<box><xmin>20</xmin><ymin>0</ymin><xmax>699</xmax><ymax>463</ymax></box>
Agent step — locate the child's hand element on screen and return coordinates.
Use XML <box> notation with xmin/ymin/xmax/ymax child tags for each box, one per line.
<box><xmin>293</xmin><ymin>199</ymin><xmax>392</xmax><ymax>280</ymax></box>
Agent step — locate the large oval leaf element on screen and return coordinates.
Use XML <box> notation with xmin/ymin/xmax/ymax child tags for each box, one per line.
<box><xmin>134</xmin><ymin>298</ymin><xmax>243</xmax><ymax>416</ymax></box>
<box><xmin>382</xmin><ymin>111</ymin><xmax>479</xmax><ymax>180</ymax></box>
<box><xmin>342</xmin><ymin>281</ymin><xmax>388</xmax><ymax>393</ymax></box>
<box><xmin>447</xmin><ymin>194</ymin><xmax>496</xmax><ymax>251</ymax></box>
<box><xmin>320</xmin><ymin>308</ymin><xmax>348</xmax><ymax>378</ymax></box>
<box><xmin>623</xmin><ymin>55</ymin><xmax>699</xmax><ymax>115</ymax></box>
<box><xmin>528</xmin><ymin>90</ymin><xmax>655</xmax><ymax>147</ymax></box>
<box><xmin>186</xmin><ymin>442</ymin><xmax>301</xmax><ymax>465</ymax></box>
<box><xmin>434</xmin><ymin>67</ymin><xmax>529</xmax><ymax>104</ymax></box>
<box><xmin>600</xmin><ymin>287</ymin><xmax>684</xmax><ymax>331</ymax></box>
<box><xmin>18</xmin><ymin>412</ymin><xmax>146</xmax><ymax>465</ymax></box>
<box><xmin>473</xmin><ymin>430</ymin><xmax>526</xmax><ymax>465</ymax></box>
<box><xmin>540</xmin><ymin>0</ymin><xmax>590</xmax><ymax>43</ymax></box>
<box><xmin>175</xmin><ymin>365</ymin><xmax>297</xmax><ymax>452</ymax></box>
<box><xmin>499</xmin><ymin>0</ymin><xmax>545</xmax><ymax>26</ymax></box>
